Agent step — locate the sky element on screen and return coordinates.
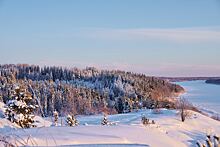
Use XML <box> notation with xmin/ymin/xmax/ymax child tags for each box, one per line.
<box><xmin>0</xmin><ymin>0</ymin><xmax>220</xmax><ymax>77</ymax></box>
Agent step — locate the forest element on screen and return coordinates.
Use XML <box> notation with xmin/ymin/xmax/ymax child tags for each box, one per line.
<box><xmin>0</xmin><ymin>64</ymin><xmax>184</xmax><ymax>116</ymax></box>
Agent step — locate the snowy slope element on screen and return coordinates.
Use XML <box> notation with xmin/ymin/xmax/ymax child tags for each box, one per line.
<box><xmin>0</xmin><ymin>102</ymin><xmax>220</xmax><ymax>147</ymax></box>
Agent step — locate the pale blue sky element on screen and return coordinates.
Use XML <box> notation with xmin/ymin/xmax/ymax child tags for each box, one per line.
<box><xmin>0</xmin><ymin>0</ymin><xmax>220</xmax><ymax>76</ymax></box>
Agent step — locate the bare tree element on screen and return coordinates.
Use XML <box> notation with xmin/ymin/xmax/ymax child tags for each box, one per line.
<box><xmin>176</xmin><ymin>97</ymin><xmax>192</xmax><ymax>122</ymax></box>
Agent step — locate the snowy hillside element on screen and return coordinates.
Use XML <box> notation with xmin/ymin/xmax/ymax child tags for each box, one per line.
<box><xmin>0</xmin><ymin>64</ymin><xmax>184</xmax><ymax>116</ymax></box>
<box><xmin>0</xmin><ymin>102</ymin><xmax>219</xmax><ymax>147</ymax></box>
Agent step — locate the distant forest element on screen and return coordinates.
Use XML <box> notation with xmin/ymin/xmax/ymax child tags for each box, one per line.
<box><xmin>0</xmin><ymin>64</ymin><xmax>184</xmax><ymax>116</ymax></box>
<box><xmin>206</xmin><ymin>79</ymin><xmax>220</xmax><ymax>85</ymax></box>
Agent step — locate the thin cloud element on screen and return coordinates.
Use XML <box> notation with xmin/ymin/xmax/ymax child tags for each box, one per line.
<box><xmin>82</xmin><ymin>27</ymin><xmax>220</xmax><ymax>43</ymax></box>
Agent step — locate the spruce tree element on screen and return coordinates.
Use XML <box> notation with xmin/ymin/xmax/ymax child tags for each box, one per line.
<box><xmin>101</xmin><ymin>114</ymin><xmax>108</xmax><ymax>125</ymax></box>
<box><xmin>66</xmin><ymin>114</ymin><xmax>79</xmax><ymax>126</ymax></box>
<box><xmin>5</xmin><ymin>86</ymin><xmax>38</xmax><ymax>128</ymax></box>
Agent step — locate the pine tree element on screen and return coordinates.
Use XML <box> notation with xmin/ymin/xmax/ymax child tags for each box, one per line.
<box><xmin>101</xmin><ymin>114</ymin><xmax>108</xmax><ymax>125</ymax></box>
<box><xmin>66</xmin><ymin>114</ymin><xmax>79</xmax><ymax>126</ymax></box>
<box><xmin>5</xmin><ymin>86</ymin><xmax>38</xmax><ymax>128</ymax></box>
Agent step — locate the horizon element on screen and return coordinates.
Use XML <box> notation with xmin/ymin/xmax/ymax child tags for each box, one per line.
<box><xmin>2</xmin><ymin>63</ymin><xmax>220</xmax><ymax>78</ymax></box>
<box><xmin>0</xmin><ymin>0</ymin><xmax>220</xmax><ymax>77</ymax></box>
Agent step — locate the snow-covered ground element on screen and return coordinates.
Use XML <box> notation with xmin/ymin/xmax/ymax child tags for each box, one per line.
<box><xmin>0</xmin><ymin>102</ymin><xmax>219</xmax><ymax>147</ymax></box>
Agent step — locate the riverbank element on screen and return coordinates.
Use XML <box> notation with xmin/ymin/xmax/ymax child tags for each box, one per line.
<box><xmin>176</xmin><ymin>80</ymin><xmax>220</xmax><ymax>120</ymax></box>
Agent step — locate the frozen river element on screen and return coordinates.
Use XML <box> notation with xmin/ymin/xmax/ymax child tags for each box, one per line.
<box><xmin>176</xmin><ymin>80</ymin><xmax>220</xmax><ymax>115</ymax></box>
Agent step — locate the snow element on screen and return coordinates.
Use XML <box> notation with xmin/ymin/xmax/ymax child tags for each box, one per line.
<box><xmin>0</xmin><ymin>102</ymin><xmax>220</xmax><ymax>147</ymax></box>
<box><xmin>0</xmin><ymin>103</ymin><xmax>19</xmax><ymax>134</ymax></box>
<box><xmin>0</xmin><ymin>102</ymin><xmax>5</xmax><ymax>118</ymax></box>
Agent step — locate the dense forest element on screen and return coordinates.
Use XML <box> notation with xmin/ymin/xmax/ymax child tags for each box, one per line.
<box><xmin>0</xmin><ymin>64</ymin><xmax>184</xmax><ymax>116</ymax></box>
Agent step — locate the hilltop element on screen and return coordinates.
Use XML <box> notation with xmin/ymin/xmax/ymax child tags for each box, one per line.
<box><xmin>0</xmin><ymin>64</ymin><xmax>184</xmax><ymax>116</ymax></box>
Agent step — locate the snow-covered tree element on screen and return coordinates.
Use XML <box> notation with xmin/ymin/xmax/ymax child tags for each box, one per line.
<box><xmin>101</xmin><ymin>114</ymin><xmax>108</xmax><ymax>125</ymax></box>
<box><xmin>141</xmin><ymin>116</ymin><xmax>150</xmax><ymax>125</ymax></box>
<box><xmin>53</xmin><ymin>110</ymin><xmax>59</xmax><ymax>126</ymax></box>
<box><xmin>5</xmin><ymin>86</ymin><xmax>38</xmax><ymax>128</ymax></box>
<box><xmin>66</xmin><ymin>114</ymin><xmax>79</xmax><ymax>126</ymax></box>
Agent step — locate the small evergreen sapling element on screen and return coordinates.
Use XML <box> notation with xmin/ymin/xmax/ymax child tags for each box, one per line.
<box><xmin>101</xmin><ymin>114</ymin><xmax>108</xmax><ymax>125</ymax></box>
<box><xmin>142</xmin><ymin>116</ymin><xmax>150</xmax><ymax>125</ymax></box>
<box><xmin>5</xmin><ymin>86</ymin><xmax>38</xmax><ymax>128</ymax></box>
<box><xmin>152</xmin><ymin>120</ymin><xmax>155</xmax><ymax>124</ymax></box>
<box><xmin>141</xmin><ymin>116</ymin><xmax>155</xmax><ymax>125</ymax></box>
<box><xmin>66</xmin><ymin>114</ymin><xmax>79</xmax><ymax>126</ymax></box>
